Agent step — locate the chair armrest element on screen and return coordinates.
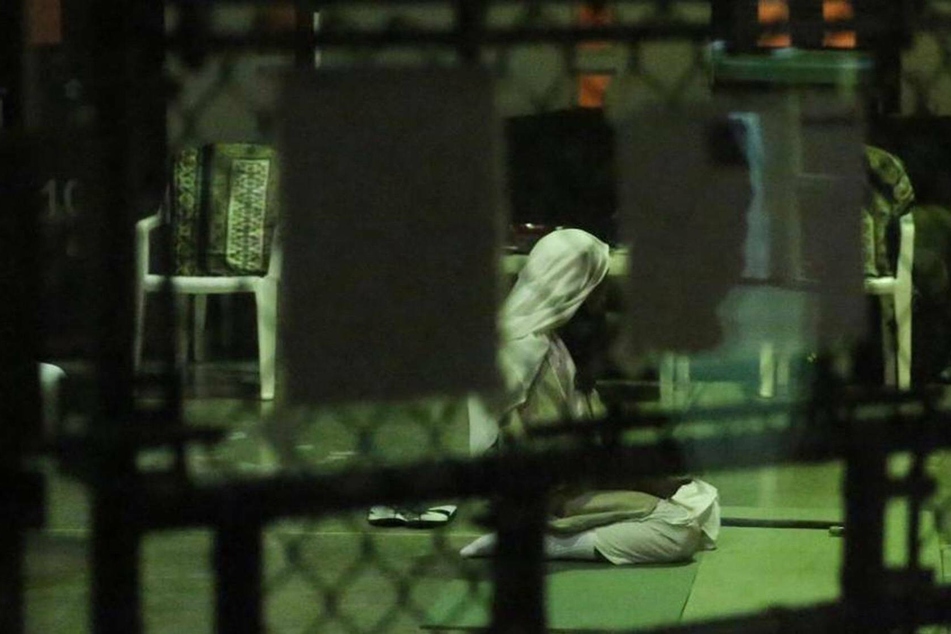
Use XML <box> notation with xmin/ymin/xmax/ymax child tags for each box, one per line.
<box><xmin>136</xmin><ymin>213</ymin><xmax>162</xmax><ymax>235</ymax></box>
<box><xmin>265</xmin><ymin>225</ymin><xmax>282</xmax><ymax>281</ymax></box>
<box><xmin>136</xmin><ymin>212</ymin><xmax>164</xmax><ymax>279</ymax></box>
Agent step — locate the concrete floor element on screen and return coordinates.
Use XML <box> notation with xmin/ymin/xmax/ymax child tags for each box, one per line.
<box><xmin>22</xmin><ymin>360</ymin><xmax>951</xmax><ymax>633</ymax></box>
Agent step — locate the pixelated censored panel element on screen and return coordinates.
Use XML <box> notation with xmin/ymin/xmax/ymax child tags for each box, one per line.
<box><xmin>278</xmin><ymin>68</ymin><xmax>503</xmax><ymax>404</ymax></box>
<box><xmin>617</xmin><ymin>103</ymin><xmax>755</xmax><ymax>358</ymax></box>
<box><xmin>616</xmin><ymin>96</ymin><xmax>865</xmax><ymax>360</ymax></box>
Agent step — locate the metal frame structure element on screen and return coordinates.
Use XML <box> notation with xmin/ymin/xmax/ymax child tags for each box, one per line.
<box><xmin>3</xmin><ymin>1</ymin><xmax>951</xmax><ymax>633</ymax></box>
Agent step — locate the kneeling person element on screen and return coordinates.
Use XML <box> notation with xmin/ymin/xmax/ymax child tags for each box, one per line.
<box><xmin>463</xmin><ymin>229</ymin><xmax>720</xmax><ymax>564</ymax></box>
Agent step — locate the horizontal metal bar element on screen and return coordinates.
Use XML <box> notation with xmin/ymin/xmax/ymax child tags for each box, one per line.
<box><xmin>164</xmin><ymin>24</ymin><xmax>712</xmax><ymax>54</ymax></box>
<box><xmin>633</xmin><ymin>589</ymin><xmax>951</xmax><ymax>634</ymax></box>
<box><xmin>636</xmin><ymin>586</ymin><xmax>951</xmax><ymax>634</ymax></box>
<box><xmin>49</xmin><ymin>424</ymin><xmax>227</xmax><ymax>458</ymax></box>
<box><xmin>166</xmin><ymin>0</ymin><xmax>709</xmax><ymax>5</ymax></box>
<box><xmin>164</xmin><ymin>25</ymin><xmax>911</xmax><ymax>60</ymax></box>
<box><xmin>130</xmin><ymin>410</ymin><xmax>951</xmax><ymax>528</ymax></box>
<box><xmin>532</xmin><ymin>389</ymin><xmax>936</xmax><ymax>437</ymax></box>
<box><xmin>635</xmin><ymin>602</ymin><xmax>842</xmax><ymax>634</ymax></box>
<box><xmin>721</xmin><ymin>517</ymin><xmax>842</xmax><ymax>530</ymax></box>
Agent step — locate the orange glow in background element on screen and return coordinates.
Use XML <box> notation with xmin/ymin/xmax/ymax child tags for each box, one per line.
<box><xmin>758</xmin><ymin>0</ymin><xmax>789</xmax><ymax>24</ymax></box>
<box><xmin>823</xmin><ymin>1</ymin><xmax>854</xmax><ymax>21</ymax></box>
<box><xmin>757</xmin><ymin>0</ymin><xmax>855</xmax><ymax>49</ymax></box>
<box><xmin>758</xmin><ymin>0</ymin><xmax>791</xmax><ymax>48</ymax></box>
<box><xmin>578</xmin><ymin>74</ymin><xmax>612</xmax><ymax>108</ymax></box>
<box><xmin>28</xmin><ymin>0</ymin><xmax>62</xmax><ymax>46</ymax></box>
<box><xmin>576</xmin><ymin>4</ymin><xmax>616</xmax><ymax>108</ymax></box>
<box><xmin>577</xmin><ymin>4</ymin><xmax>615</xmax><ymax>49</ymax></box>
<box><xmin>824</xmin><ymin>31</ymin><xmax>857</xmax><ymax>48</ymax></box>
<box><xmin>822</xmin><ymin>0</ymin><xmax>856</xmax><ymax>48</ymax></box>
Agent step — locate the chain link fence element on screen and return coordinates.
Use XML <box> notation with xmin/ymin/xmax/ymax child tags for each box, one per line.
<box><xmin>14</xmin><ymin>1</ymin><xmax>951</xmax><ymax>633</ymax></box>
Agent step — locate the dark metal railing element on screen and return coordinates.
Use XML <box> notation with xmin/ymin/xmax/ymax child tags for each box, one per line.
<box><xmin>0</xmin><ymin>3</ymin><xmax>45</xmax><ymax>630</ymax></box>
<box><xmin>66</xmin><ymin>380</ymin><xmax>946</xmax><ymax>632</ymax></box>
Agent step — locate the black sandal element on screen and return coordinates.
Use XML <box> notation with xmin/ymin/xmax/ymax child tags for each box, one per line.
<box><xmin>367</xmin><ymin>504</ymin><xmax>457</xmax><ymax>528</ymax></box>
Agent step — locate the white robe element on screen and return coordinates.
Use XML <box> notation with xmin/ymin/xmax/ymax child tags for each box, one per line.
<box><xmin>469</xmin><ymin>229</ymin><xmax>610</xmax><ymax>453</ymax></box>
<box><xmin>592</xmin><ymin>479</ymin><xmax>720</xmax><ymax>565</ymax></box>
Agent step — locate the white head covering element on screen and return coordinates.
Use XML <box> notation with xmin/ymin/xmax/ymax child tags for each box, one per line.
<box><xmin>469</xmin><ymin>229</ymin><xmax>610</xmax><ymax>453</ymax></box>
<box><xmin>501</xmin><ymin>228</ymin><xmax>612</xmax><ymax>340</ymax></box>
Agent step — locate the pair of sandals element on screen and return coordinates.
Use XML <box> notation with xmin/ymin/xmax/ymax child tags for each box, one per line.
<box><xmin>367</xmin><ymin>504</ymin><xmax>458</xmax><ymax>528</ymax></box>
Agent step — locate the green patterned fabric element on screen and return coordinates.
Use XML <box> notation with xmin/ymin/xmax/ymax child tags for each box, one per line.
<box><xmin>863</xmin><ymin>145</ymin><xmax>915</xmax><ymax>278</ymax></box>
<box><xmin>170</xmin><ymin>147</ymin><xmax>203</xmax><ymax>275</ymax></box>
<box><xmin>170</xmin><ymin>143</ymin><xmax>280</xmax><ymax>276</ymax></box>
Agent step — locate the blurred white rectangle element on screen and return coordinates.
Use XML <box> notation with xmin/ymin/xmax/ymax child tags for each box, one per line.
<box><xmin>278</xmin><ymin>68</ymin><xmax>503</xmax><ymax>404</ymax></box>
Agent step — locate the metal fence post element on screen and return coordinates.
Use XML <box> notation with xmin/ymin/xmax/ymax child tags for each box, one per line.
<box><xmin>0</xmin><ymin>78</ymin><xmax>43</xmax><ymax>634</ymax></box>
<box><xmin>491</xmin><ymin>460</ymin><xmax>548</xmax><ymax>634</ymax></box>
<box><xmin>842</xmin><ymin>416</ymin><xmax>889</xmax><ymax>633</ymax></box>
<box><xmin>91</xmin><ymin>468</ymin><xmax>142</xmax><ymax>634</ymax></box>
<box><xmin>0</xmin><ymin>0</ymin><xmax>24</xmax><ymax>128</ymax></box>
<box><xmin>85</xmin><ymin>0</ymin><xmax>147</xmax><ymax>629</ymax></box>
<box><xmin>215</xmin><ymin>520</ymin><xmax>264</xmax><ymax>634</ymax></box>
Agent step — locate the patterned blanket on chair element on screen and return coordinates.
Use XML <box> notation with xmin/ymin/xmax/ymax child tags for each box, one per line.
<box><xmin>863</xmin><ymin>145</ymin><xmax>915</xmax><ymax>278</ymax></box>
<box><xmin>170</xmin><ymin>143</ymin><xmax>279</xmax><ymax>276</ymax></box>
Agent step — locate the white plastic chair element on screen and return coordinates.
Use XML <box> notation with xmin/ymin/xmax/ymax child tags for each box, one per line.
<box><xmin>666</xmin><ymin>212</ymin><xmax>914</xmax><ymax>405</ymax></box>
<box><xmin>134</xmin><ymin>213</ymin><xmax>280</xmax><ymax>399</ymax></box>
<box><xmin>861</xmin><ymin>211</ymin><xmax>915</xmax><ymax>390</ymax></box>
<box><xmin>757</xmin><ymin>212</ymin><xmax>915</xmax><ymax>396</ymax></box>
<box><xmin>661</xmin><ymin>213</ymin><xmax>915</xmax><ymax>403</ymax></box>
<box><xmin>133</xmin><ymin>144</ymin><xmax>282</xmax><ymax>401</ymax></box>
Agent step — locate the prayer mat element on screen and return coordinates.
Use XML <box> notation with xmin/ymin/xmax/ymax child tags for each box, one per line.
<box><xmin>421</xmin><ymin>560</ymin><xmax>700</xmax><ymax>632</ymax></box>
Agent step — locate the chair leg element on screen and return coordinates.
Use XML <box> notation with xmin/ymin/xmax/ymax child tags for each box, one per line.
<box><xmin>675</xmin><ymin>355</ymin><xmax>690</xmax><ymax>400</ymax></box>
<box><xmin>660</xmin><ymin>353</ymin><xmax>690</xmax><ymax>408</ymax></box>
<box><xmin>894</xmin><ymin>289</ymin><xmax>913</xmax><ymax>391</ymax></box>
<box><xmin>776</xmin><ymin>349</ymin><xmax>791</xmax><ymax>395</ymax></box>
<box><xmin>194</xmin><ymin>295</ymin><xmax>208</xmax><ymax>363</ymax></box>
<box><xmin>879</xmin><ymin>297</ymin><xmax>897</xmax><ymax>389</ymax></box>
<box><xmin>134</xmin><ymin>288</ymin><xmax>147</xmax><ymax>371</ymax></box>
<box><xmin>660</xmin><ymin>354</ymin><xmax>675</xmax><ymax>407</ymax></box>
<box><xmin>759</xmin><ymin>342</ymin><xmax>776</xmax><ymax>399</ymax></box>
<box><xmin>175</xmin><ymin>295</ymin><xmax>190</xmax><ymax>368</ymax></box>
<box><xmin>255</xmin><ymin>282</ymin><xmax>278</xmax><ymax>401</ymax></box>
